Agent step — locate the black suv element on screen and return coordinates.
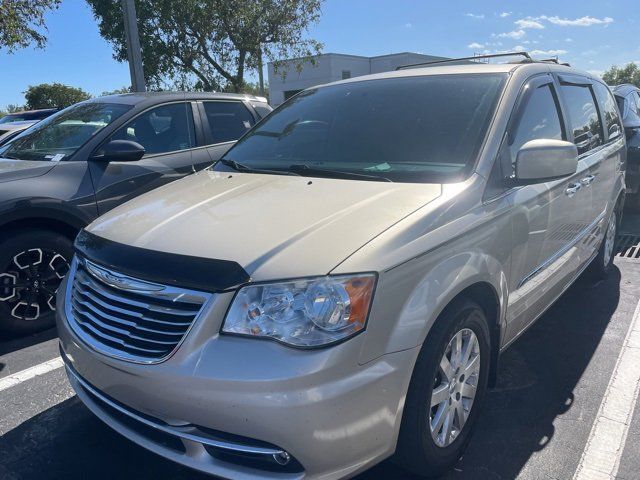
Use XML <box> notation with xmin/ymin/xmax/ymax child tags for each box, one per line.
<box><xmin>0</xmin><ymin>92</ymin><xmax>271</xmax><ymax>334</ymax></box>
<box><xmin>613</xmin><ymin>84</ymin><xmax>640</xmax><ymax>210</ymax></box>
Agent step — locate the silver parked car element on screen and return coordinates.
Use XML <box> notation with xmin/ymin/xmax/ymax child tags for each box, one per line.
<box><xmin>57</xmin><ymin>53</ymin><xmax>625</xmax><ymax>479</ymax></box>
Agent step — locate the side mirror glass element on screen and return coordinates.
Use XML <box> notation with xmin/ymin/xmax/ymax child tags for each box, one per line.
<box><xmin>92</xmin><ymin>140</ymin><xmax>145</xmax><ymax>162</ymax></box>
<box><xmin>513</xmin><ymin>139</ymin><xmax>578</xmax><ymax>184</ymax></box>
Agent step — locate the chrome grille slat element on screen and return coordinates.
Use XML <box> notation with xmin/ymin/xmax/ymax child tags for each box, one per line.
<box><xmin>75</xmin><ymin>271</ymin><xmax>200</xmax><ymax>315</ymax></box>
<box><xmin>66</xmin><ymin>257</ymin><xmax>211</xmax><ymax>363</ymax></box>
<box><xmin>74</xmin><ymin>287</ymin><xmax>192</xmax><ymax>330</ymax></box>
<box><xmin>71</xmin><ymin>300</ymin><xmax>182</xmax><ymax>345</ymax></box>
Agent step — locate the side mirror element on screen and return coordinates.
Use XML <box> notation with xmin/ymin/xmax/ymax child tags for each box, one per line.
<box><xmin>513</xmin><ymin>139</ymin><xmax>578</xmax><ymax>184</ymax></box>
<box><xmin>93</xmin><ymin>140</ymin><xmax>145</xmax><ymax>162</ymax></box>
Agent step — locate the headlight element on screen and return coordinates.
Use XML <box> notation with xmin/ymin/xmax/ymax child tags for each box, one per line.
<box><xmin>222</xmin><ymin>274</ymin><xmax>376</xmax><ymax>347</ymax></box>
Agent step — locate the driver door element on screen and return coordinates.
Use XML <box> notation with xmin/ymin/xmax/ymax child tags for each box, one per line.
<box><xmin>89</xmin><ymin>102</ymin><xmax>198</xmax><ymax>215</ymax></box>
<box><xmin>504</xmin><ymin>76</ymin><xmax>591</xmax><ymax>344</ymax></box>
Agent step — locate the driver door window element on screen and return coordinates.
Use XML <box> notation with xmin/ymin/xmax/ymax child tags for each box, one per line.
<box><xmin>509</xmin><ymin>84</ymin><xmax>564</xmax><ymax>170</ymax></box>
<box><xmin>110</xmin><ymin>102</ymin><xmax>195</xmax><ymax>155</ymax></box>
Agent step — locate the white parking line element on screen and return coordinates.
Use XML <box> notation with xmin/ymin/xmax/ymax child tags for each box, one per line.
<box><xmin>573</xmin><ymin>299</ymin><xmax>640</xmax><ymax>480</ymax></box>
<box><xmin>0</xmin><ymin>356</ymin><xmax>64</xmax><ymax>393</ymax></box>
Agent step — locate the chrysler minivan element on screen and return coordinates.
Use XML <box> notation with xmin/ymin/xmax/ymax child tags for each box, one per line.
<box><xmin>57</xmin><ymin>55</ymin><xmax>625</xmax><ymax>479</ymax></box>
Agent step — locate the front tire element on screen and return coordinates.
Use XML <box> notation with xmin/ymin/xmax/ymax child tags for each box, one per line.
<box><xmin>0</xmin><ymin>229</ymin><xmax>73</xmax><ymax>335</ymax></box>
<box><xmin>395</xmin><ymin>298</ymin><xmax>491</xmax><ymax>478</ymax></box>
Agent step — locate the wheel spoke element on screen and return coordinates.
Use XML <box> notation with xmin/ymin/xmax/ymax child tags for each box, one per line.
<box><xmin>453</xmin><ymin>332</ymin><xmax>463</xmax><ymax>367</ymax></box>
<box><xmin>464</xmin><ymin>353</ymin><xmax>480</xmax><ymax>376</ymax></box>
<box><xmin>455</xmin><ymin>400</ymin><xmax>466</xmax><ymax>426</ymax></box>
<box><xmin>431</xmin><ymin>383</ymin><xmax>449</xmax><ymax>407</ymax></box>
<box><xmin>431</xmin><ymin>402</ymin><xmax>448</xmax><ymax>433</ymax></box>
<box><xmin>460</xmin><ymin>382</ymin><xmax>477</xmax><ymax>400</ymax></box>
<box><xmin>461</xmin><ymin>334</ymin><xmax>477</xmax><ymax>369</ymax></box>
<box><xmin>439</xmin><ymin>355</ymin><xmax>455</xmax><ymax>382</ymax></box>
<box><xmin>442</xmin><ymin>408</ymin><xmax>454</xmax><ymax>445</ymax></box>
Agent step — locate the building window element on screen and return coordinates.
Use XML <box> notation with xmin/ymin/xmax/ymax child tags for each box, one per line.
<box><xmin>342</xmin><ymin>70</ymin><xmax>351</xmax><ymax>80</ymax></box>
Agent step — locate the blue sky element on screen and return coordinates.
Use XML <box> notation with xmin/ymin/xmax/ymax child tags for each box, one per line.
<box><xmin>1</xmin><ymin>0</ymin><xmax>638</xmax><ymax>107</ymax></box>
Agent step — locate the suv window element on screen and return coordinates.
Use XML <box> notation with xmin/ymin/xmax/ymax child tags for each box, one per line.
<box><xmin>202</xmin><ymin>101</ymin><xmax>254</xmax><ymax>144</ymax></box>
<box><xmin>110</xmin><ymin>102</ymin><xmax>195</xmax><ymax>155</ymax></box>
<box><xmin>250</xmin><ymin>102</ymin><xmax>272</xmax><ymax>119</ymax></box>
<box><xmin>560</xmin><ymin>84</ymin><xmax>603</xmax><ymax>155</ymax></box>
<box><xmin>508</xmin><ymin>84</ymin><xmax>564</xmax><ymax>168</ymax></box>
<box><xmin>593</xmin><ymin>83</ymin><xmax>622</xmax><ymax>140</ymax></box>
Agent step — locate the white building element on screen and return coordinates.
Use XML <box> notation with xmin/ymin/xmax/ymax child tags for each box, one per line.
<box><xmin>267</xmin><ymin>52</ymin><xmax>450</xmax><ymax>106</ymax></box>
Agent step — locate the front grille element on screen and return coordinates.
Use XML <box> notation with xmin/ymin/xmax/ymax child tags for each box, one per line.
<box><xmin>66</xmin><ymin>257</ymin><xmax>211</xmax><ymax>362</ymax></box>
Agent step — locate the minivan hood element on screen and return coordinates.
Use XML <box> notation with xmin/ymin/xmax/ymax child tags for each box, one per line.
<box><xmin>0</xmin><ymin>158</ymin><xmax>56</xmax><ymax>184</ymax></box>
<box><xmin>88</xmin><ymin>170</ymin><xmax>442</xmax><ymax>280</ymax></box>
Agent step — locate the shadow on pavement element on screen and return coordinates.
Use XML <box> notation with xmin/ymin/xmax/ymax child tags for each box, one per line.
<box><xmin>0</xmin><ymin>327</ymin><xmax>57</xmax><ymax>357</ymax></box>
<box><xmin>0</xmin><ymin>268</ymin><xmax>623</xmax><ymax>480</ymax></box>
<box><xmin>0</xmin><ymin>396</ymin><xmax>209</xmax><ymax>480</ymax></box>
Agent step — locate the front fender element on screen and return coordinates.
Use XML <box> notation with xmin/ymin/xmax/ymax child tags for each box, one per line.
<box><xmin>358</xmin><ymin>249</ymin><xmax>508</xmax><ymax>365</ymax></box>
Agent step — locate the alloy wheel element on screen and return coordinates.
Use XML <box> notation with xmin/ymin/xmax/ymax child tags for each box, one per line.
<box><xmin>429</xmin><ymin>328</ymin><xmax>481</xmax><ymax>448</ymax></box>
<box><xmin>603</xmin><ymin>211</ymin><xmax>616</xmax><ymax>268</ymax></box>
<box><xmin>0</xmin><ymin>248</ymin><xmax>69</xmax><ymax>321</ymax></box>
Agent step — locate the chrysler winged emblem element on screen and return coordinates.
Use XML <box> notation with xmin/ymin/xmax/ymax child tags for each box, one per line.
<box><xmin>85</xmin><ymin>260</ymin><xmax>165</xmax><ymax>292</ymax></box>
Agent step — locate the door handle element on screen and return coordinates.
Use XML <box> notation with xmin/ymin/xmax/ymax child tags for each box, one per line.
<box><xmin>581</xmin><ymin>174</ymin><xmax>596</xmax><ymax>186</ymax></box>
<box><xmin>565</xmin><ymin>182</ymin><xmax>582</xmax><ymax>197</ymax></box>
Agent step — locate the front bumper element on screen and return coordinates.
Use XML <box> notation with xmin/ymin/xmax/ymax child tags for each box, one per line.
<box><xmin>57</xmin><ymin>275</ymin><xmax>418</xmax><ymax>479</ymax></box>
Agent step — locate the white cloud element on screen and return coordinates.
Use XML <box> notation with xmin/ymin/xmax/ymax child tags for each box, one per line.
<box><xmin>499</xmin><ymin>12</ymin><xmax>511</xmax><ymax>18</ymax></box>
<box><xmin>468</xmin><ymin>42</ymin><xmax>485</xmax><ymax>49</ymax></box>
<box><xmin>587</xmin><ymin>69</ymin><xmax>605</xmax><ymax>77</ymax></box>
<box><xmin>404</xmin><ymin>22</ymin><xmax>412</xmax><ymax>28</ymax></box>
<box><xmin>497</xmin><ymin>30</ymin><xmax>526</xmax><ymax>40</ymax></box>
<box><xmin>530</xmin><ymin>49</ymin><xmax>568</xmax><ymax>56</ymax></box>
<box><xmin>565</xmin><ymin>38</ymin><xmax>574</xmax><ymax>42</ymax></box>
<box><xmin>465</xmin><ymin>13</ymin><xmax>485</xmax><ymax>19</ymax></box>
<box><xmin>515</xmin><ymin>19</ymin><xmax>545</xmax><ymax>29</ymax></box>
<box><xmin>540</xmin><ymin>15</ymin><xmax>613</xmax><ymax>27</ymax></box>
<box><xmin>513</xmin><ymin>45</ymin><xmax>526</xmax><ymax>51</ymax></box>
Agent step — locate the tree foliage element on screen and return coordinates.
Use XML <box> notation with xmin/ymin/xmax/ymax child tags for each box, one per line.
<box><xmin>86</xmin><ymin>0</ymin><xmax>323</xmax><ymax>92</ymax></box>
<box><xmin>0</xmin><ymin>0</ymin><xmax>61</xmax><ymax>52</ymax></box>
<box><xmin>602</xmin><ymin>63</ymin><xmax>640</xmax><ymax>88</ymax></box>
<box><xmin>24</xmin><ymin>83</ymin><xmax>92</xmax><ymax>109</ymax></box>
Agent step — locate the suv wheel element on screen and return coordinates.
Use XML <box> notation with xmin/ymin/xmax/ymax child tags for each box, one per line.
<box><xmin>395</xmin><ymin>298</ymin><xmax>490</xmax><ymax>478</ymax></box>
<box><xmin>587</xmin><ymin>208</ymin><xmax>617</xmax><ymax>279</ymax></box>
<box><xmin>0</xmin><ymin>230</ymin><xmax>73</xmax><ymax>335</ymax></box>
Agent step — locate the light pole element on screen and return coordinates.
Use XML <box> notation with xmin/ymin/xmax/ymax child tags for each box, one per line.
<box><xmin>121</xmin><ymin>0</ymin><xmax>146</xmax><ymax>92</ymax></box>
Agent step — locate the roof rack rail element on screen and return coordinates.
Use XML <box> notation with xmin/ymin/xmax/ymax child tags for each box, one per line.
<box><xmin>395</xmin><ymin>51</ymin><xmax>533</xmax><ymax>71</ymax></box>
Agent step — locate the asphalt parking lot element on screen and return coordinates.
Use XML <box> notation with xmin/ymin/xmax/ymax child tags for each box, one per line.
<box><xmin>1</xmin><ymin>215</ymin><xmax>640</xmax><ymax>480</ymax></box>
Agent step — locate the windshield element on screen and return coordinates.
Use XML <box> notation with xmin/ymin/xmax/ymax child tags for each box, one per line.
<box><xmin>0</xmin><ymin>103</ymin><xmax>131</xmax><ymax>161</ymax></box>
<box><xmin>215</xmin><ymin>74</ymin><xmax>507</xmax><ymax>183</ymax></box>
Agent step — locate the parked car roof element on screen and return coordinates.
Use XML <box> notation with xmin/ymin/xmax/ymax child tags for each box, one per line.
<box><xmin>92</xmin><ymin>91</ymin><xmax>269</xmax><ymax>107</ymax></box>
<box><xmin>612</xmin><ymin>84</ymin><xmax>639</xmax><ymax>96</ymax></box>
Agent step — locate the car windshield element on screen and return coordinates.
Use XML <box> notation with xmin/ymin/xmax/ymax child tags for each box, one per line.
<box><xmin>215</xmin><ymin>74</ymin><xmax>507</xmax><ymax>183</ymax></box>
<box><xmin>0</xmin><ymin>103</ymin><xmax>131</xmax><ymax>161</ymax></box>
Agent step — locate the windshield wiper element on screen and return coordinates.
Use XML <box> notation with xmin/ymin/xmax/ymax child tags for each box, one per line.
<box><xmin>220</xmin><ymin>158</ymin><xmax>300</xmax><ymax>176</ymax></box>
<box><xmin>288</xmin><ymin>164</ymin><xmax>393</xmax><ymax>182</ymax></box>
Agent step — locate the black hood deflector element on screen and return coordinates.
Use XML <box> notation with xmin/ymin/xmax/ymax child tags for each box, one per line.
<box><xmin>74</xmin><ymin>229</ymin><xmax>250</xmax><ymax>293</ymax></box>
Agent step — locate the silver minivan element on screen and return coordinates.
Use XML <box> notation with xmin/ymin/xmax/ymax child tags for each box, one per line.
<box><xmin>57</xmin><ymin>54</ymin><xmax>626</xmax><ymax>479</ymax></box>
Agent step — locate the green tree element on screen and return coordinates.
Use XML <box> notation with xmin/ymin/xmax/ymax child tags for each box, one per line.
<box><xmin>86</xmin><ymin>0</ymin><xmax>323</xmax><ymax>92</ymax></box>
<box><xmin>0</xmin><ymin>0</ymin><xmax>61</xmax><ymax>52</ymax></box>
<box><xmin>24</xmin><ymin>83</ymin><xmax>92</xmax><ymax>109</ymax></box>
<box><xmin>602</xmin><ymin>63</ymin><xmax>640</xmax><ymax>88</ymax></box>
<box><xmin>100</xmin><ymin>86</ymin><xmax>131</xmax><ymax>96</ymax></box>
